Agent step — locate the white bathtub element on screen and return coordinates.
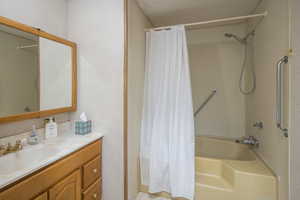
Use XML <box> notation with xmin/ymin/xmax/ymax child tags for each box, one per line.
<box><xmin>195</xmin><ymin>136</ymin><xmax>256</xmax><ymax>161</ymax></box>
<box><xmin>195</xmin><ymin>136</ymin><xmax>277</xmax><ymax>200</ymax></box>
<box><xmin>139</xmin><ymin>136</ymin><xmax>277</xmax><ymax>200</ymax></box>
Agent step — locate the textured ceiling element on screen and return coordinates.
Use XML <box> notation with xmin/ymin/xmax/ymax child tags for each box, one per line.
<box><xmin>136</xmin><ymin>0</ymin><xmax>262</xmax><ymax>27</ymax></box>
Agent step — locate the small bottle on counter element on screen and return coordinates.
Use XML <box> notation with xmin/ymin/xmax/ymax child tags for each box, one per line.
<box><xmin>45</xmin><ymin>117</ymin><xmax>58</xmax><ymax>139</ymax></box>
<box><xmin>28</xmin><ymin>125</ymin><xmax>39</xmax><ymax>145</ymax></box>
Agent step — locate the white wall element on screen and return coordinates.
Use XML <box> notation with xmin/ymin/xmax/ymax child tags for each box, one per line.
<box><xmin>0</xmin><ymin>0</ymin><xmax>70</xmax><ymax>136</ymax></box>
<box><xmin>128</xmin><ymin>0</ymin><xmax>152</xmax><ymax>199</ymax></box>
<box><xmin>0</xmin><ymin>1</ymin><xmax>125</xmax><ymax>199</ymax></box>
<box><xmin>187</xmin><ymin>24</ymin><xmax>246</xmax><ymax>139</ymax></box>
<box><xmin>289</xmin><ymin>0</ymin><xmax>300</xmax><ymax>199</ymax></box>
<box><xmin>0</xmin><ymin>0</ymin><xmax>68</xmax><ymax>38</ymax></box>
<box><xmin>246</xmin><ymin>0</ymin><xmax>290</xmax><ymax>199</ymax></box>
<box><xmin>67</xmin><ymin>0</ymin><xmax>124</xmax><ymax>199</ymax></box>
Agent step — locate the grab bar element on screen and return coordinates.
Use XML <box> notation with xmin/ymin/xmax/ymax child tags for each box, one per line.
<box><xmin>194</xmin><ymin>90</ymin><xmax>217</xmax><ymax>117</ymax></box>
<box><xmin>276</xmin><ymin>56</ymin><xmax>288</xmax><ymax>137</ymax></box>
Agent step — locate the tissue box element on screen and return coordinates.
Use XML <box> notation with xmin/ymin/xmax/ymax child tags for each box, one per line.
<box><xmin>75</xmin><ymin>120</ymin><xmax>92</xmax><ymax>135</ymax></box>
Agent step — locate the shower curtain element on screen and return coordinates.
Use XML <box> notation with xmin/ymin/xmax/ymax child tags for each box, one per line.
<box><xmin>140</xmin><ymin>25</ymin><xmax>195</xmax><ymax>200</ymax></box>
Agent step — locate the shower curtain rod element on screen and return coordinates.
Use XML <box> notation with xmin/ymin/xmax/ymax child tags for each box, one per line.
<box><xmin>145</xmin><ymin>11</ymin><xmax>268</xmax><ymax>32</ymax></box>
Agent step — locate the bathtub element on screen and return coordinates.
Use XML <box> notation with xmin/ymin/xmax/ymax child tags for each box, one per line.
<box><xmin>195</xmin><ymin>136</ymin><xmax>256</xmax><ymax>161</ymax></box>
<box><xmin>195</xmin><ymin>136</ymin><xmax>277</xmax><ymax>200</ymax></box>
<box><xmin>140</xmin><ymin>136</ymin><xmax>277</xmax><ymax>200</ymax></box>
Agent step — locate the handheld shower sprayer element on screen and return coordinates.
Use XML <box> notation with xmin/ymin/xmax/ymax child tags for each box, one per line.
<box><xmin>224</xmin><ymin>31</ymin><xmax>256</xmax><ymax>95</ymax></box>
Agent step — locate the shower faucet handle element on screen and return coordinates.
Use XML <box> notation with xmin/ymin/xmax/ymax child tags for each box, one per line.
<box><xmin>236</xmin><ymin>136</ymin><xmax>259</xmax><ymax>147</ymax></box>
<box><xmin>253</xmin><ymin>121</ymin><xmax>263</xmax><ymax>129</ymax></box>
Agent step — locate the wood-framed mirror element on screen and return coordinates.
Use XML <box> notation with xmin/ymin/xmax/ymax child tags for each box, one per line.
<box><xmin>0</xmin><ymin>16</ymin><xmax>77</xmax><ymax>123</ymax></box>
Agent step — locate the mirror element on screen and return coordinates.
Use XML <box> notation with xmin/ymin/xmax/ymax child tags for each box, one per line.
<box><xmin>0</xmin><ymin>24</ymin><xmax>39</xmax><ymax>117</ymax></box>
<box><xmin>39</xmin><ymin>37</ymin><xmax>72</xmax><ymax>110</ymax></box>
<box><xmin>0</xmin><ymin>17</ymin><xmax>76</xmax><ymax>122</ymax></box>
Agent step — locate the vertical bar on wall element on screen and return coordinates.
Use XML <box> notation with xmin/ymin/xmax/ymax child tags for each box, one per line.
<box><xmin>123</xmin><ymin>0</ymin><xmax>129</xmax><ymax>199</ymax></box>
<box><xmin>276</xmin><ymin>56</ymin><xmax>289</xmax><ymax>137</ymax></box>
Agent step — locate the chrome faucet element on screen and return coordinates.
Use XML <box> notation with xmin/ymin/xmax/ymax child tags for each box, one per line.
<box><xmin>0</xmin><ymin>140</ymin><xmax>23</xmax><ymax>156</ymax></box>
<box><xmin>236</xmin><ymin>136</ymin><xmax>259</xmax><ymax>147</ymax></box>
<box><xmin>253</xmin><ymin>121</ymin><xmax>264</xmax><ymax>129</ymax></box>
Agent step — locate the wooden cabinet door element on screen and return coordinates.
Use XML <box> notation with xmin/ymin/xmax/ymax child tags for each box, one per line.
<box><xmin>49</xmin><ymin>170</ymin><xmax>81</xmax><ymax>200</ymax></box>
<box><xmin>34</xmin><ymin>192</ymin><xmax>48</xmax><ymax>200</ymax></box>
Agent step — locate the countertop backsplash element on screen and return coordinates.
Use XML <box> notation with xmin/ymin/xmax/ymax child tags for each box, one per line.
<box><xmin>0</xmin><ymin>120</ymin><xmax>72</xmax><ymax>146</ymax></box>
<box><xmin>0</xmin><ymin>113</ymin><xmax>70</xmax><ymax>139</ymax></box>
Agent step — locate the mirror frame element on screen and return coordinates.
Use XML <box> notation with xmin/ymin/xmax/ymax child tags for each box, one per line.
<box><xmin>0</xmin><ymin>16</ymin><xmax>77</xmax><ymax>123</ymax></box>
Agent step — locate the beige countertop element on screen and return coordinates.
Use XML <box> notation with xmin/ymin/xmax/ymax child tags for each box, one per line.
<box><xmin>0</xmin><ymin>131</ymin><xmax>104</xmax><ymax>189</ymax></box>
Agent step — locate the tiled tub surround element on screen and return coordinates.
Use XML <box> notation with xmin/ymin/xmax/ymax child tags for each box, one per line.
<box><xmin>0</xmin><ymin>121</ymin><xmax>104</xmax><ymax>189</ymax></box>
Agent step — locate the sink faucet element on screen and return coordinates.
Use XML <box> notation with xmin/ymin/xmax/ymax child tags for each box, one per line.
<box><xmin>236</xmin><ymin>136</ymin><xmax>259</xmax><ymax>147</ymax></box>
<box><xmin>0</xmin><ymin>140</ymin><xmax>23</xmax><ymax>156</ymax></box>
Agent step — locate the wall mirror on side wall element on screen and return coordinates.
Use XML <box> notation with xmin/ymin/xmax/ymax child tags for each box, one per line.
<box><xmin>0</xmin><ymin>16</ymin><xmax>77</xmax><ymax>123</ymax></box>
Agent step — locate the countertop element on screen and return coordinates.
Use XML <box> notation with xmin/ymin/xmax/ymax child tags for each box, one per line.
<box><xmin>0</xmin><ymin>132</ymin><xmax>104</xmax><ymax>189</ymax></box>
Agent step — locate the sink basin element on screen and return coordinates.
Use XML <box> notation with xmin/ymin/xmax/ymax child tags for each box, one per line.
<box><xmin>0</xmin><ymin>146</ymin><xmax>60</xmax><ymax>175</ymax></box>
<box><xmin>0</xmin><ymin>132</ymin><xmax>103</xmax><ymax>189</ymax></box>
<box><xmin>0</xmin><ymin>137</ymin><xmax>82</xmax><ymax>176</ymax></box>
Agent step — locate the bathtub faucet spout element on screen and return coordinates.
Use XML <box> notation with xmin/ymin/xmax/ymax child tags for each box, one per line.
<box><xmin>236</xmin><ymin>136</ymin><xmax>259</xmax><ymax>147</ymax></box>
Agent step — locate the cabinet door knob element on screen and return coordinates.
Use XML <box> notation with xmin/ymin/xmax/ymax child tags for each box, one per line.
<box><xmin>93</xmin><ymin>168</ymin><xmax>97</xmax><ymax>173</ymax></box>
<box><xmin>93</xmin><ymin>193</ymin><xmax>97</xmax><ymax>198</ymax></box>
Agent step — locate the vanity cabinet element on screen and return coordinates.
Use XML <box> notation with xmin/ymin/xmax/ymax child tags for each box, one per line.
<box><xmin>0</xmin><ymin>139</ymin><xmax>102</xmax><ymax>200</ymax></box>
<box><xmin>34</xmin><ymin>192</ymin><xmax>48</xmax><ymax>200</ymax></box>
<box><xmin>49</xmin><ymin>170</ymin><xmax>81</xmax><ymax>200</ymax></box>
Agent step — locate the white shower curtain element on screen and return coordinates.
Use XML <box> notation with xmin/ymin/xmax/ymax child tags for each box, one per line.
<box><xmin>140</xmin><ymin>25</ymin><xmax>195</xmax><ymax>200</ymax></box>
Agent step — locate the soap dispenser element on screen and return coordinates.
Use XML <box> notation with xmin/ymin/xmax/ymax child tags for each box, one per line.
<box><xmin>45</xmin><ymin>117</ymin><xmax>58</xmax><ymax>139</ymax></box>
<box><xmin>28</xmin><ymin>125</ymin><xmax>39</xmax><ymax>145</ymax></box>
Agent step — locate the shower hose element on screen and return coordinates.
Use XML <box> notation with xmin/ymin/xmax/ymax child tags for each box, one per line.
<box><xmin>239</xmin><ymin>41</ymin><xmax>256</xmax><ymax>95</ymax></box>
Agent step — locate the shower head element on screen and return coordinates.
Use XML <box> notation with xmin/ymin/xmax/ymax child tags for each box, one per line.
<box><xmin>224</xmin><ymin>33</ymin><xmax>234</xmax><ymax>38</ymax></box>
<box><xmin>224</xmin><ymin>33</ymin><xmax>246</xmax><ymax>44</ymax></box>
